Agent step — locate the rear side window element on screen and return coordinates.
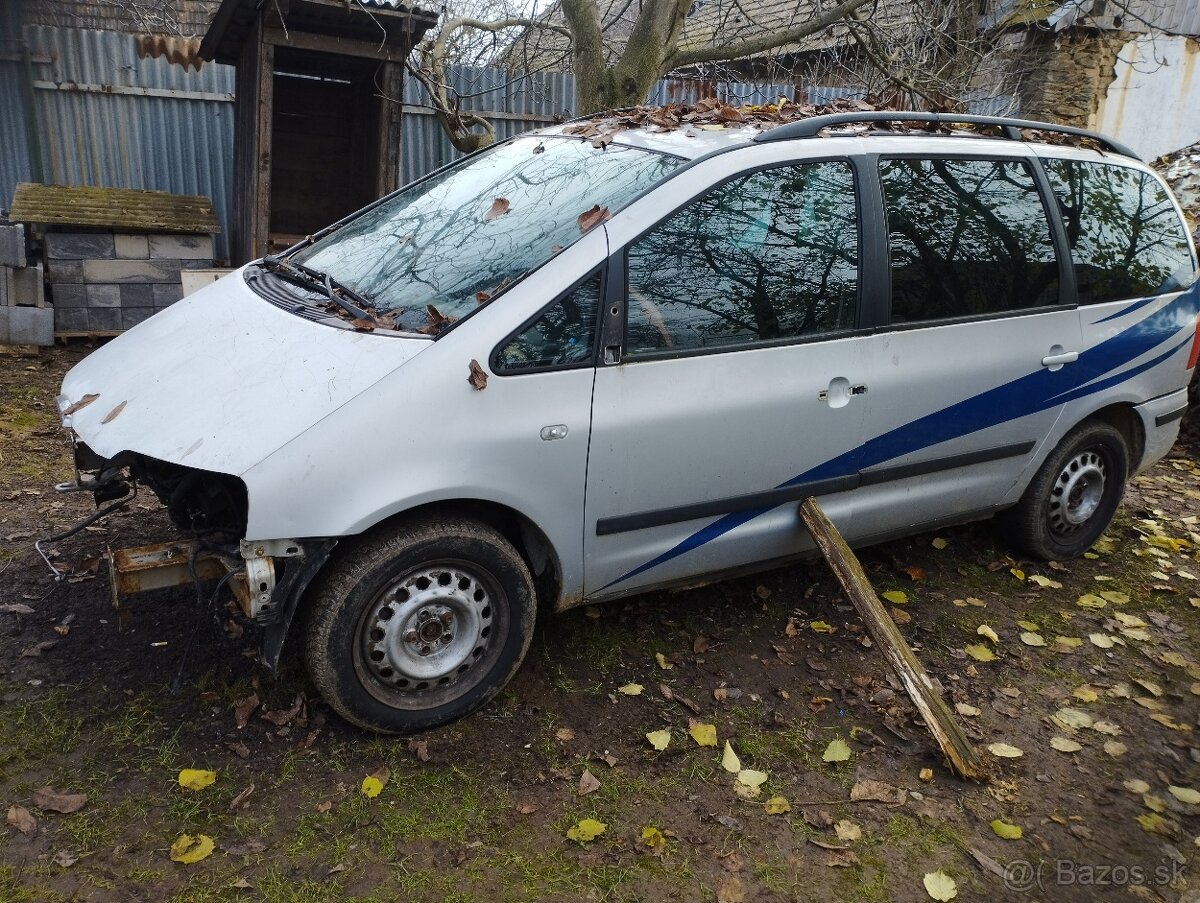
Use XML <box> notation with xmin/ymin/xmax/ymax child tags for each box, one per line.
<box><xmin>493</xmin><ymin>274</ymin><xmax>601</xmax><ymax>372</ymax></box>
<box><xmin>880</xmin><ymin>158</ymin><xmax>1060</xmax><ymax>323</ymax></box>
<box><xmin>1042</xmin><ymin>159</ymin><xmax>1197</xmax><ymax>304</ymax></box>
<box><xmin>625</xmin><ymin>161</ymin><xmax>859</xmax><ymax>355</ymax></box>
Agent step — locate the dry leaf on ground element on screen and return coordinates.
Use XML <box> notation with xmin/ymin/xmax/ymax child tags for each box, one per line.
<box><xmin>178</xmin><ymin>769</ymin><xmax>217</xmax><ymax>791</ymax></box>
<box><xmin>361</xmin><ymin>766</ymin><xmax>391</xmax><ymax>799</ymax></box>
<box><xmin>578</xmin><ymin>770</ymin><xmax>600</xmax><ymax>796</ymax></box>
<box><xmin>6</xmin><ymin>805</ymin><xmax>36</xmax><ymax>835</ymax></box>
<box><xmin>923</xmin><ymin>869</ymin><xmax>958</xmax><ymax>901</ymax></box>
<box><xmin>170</xmin><ymin>834</ymin><xmax>214</xmax><ymax>864</ymax></box>
<box><xmin>566</xmin><ymin>818</ymin><xmax>606</xmax><ymax>843</ymax></box>
<box><xmin>33</xmin><ymin>787</ymin><xmax>87</xmax><ymax>814</ymax></box>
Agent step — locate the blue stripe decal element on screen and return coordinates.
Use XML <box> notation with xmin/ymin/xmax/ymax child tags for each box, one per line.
<box><xmin>1093</xmin><ymin>296</ymin><xmax>1161</xmax><ymax>324</ymax></box>
<box><xmin>600</xmin><ymin>289</ymin><xmax>1198</xmax><ymax>591</ymax></box>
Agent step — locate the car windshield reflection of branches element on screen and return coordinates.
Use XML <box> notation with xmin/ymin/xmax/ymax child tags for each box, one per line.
<box><xmin>293</xmin><ymin>137</ymin><xmax>680</xmax><ymax>332</ymax></box>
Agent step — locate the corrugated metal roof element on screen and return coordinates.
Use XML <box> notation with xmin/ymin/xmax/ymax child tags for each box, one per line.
<box><xmin>1085</xmin><ymin>0</ymin><xmax>1200</xmax><ymax>36</ymax></box>
<box><xmin>10</xmin><ymin>183</ymin><xmax>220</xmax><ymax>233</ymax></box>
<box><xmin>1003</xmin><ymin>0</ymin><xmax>1200</xmax><ymax>35</ymax></box>
<box><xmin>503</xmin><ymin>0</ymin><xmax>918</xmax><ymax>69</ymax></box>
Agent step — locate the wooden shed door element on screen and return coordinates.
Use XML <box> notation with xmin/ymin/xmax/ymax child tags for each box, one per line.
<box><xmin>269</xmin><ymin>53</ymin><xmax>384</xmax><ymax>249</ymax></box>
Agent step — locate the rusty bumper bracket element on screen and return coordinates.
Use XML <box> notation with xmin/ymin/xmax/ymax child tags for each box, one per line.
<box><xmin>260</xmin><ymin>538</ymin><xmax>338</xmax><ymax>672</ymax></box>
<box><xmin>108</xmin><ymin>541</ymin><xmax>232</xmax><ymax>609</ymax></box>
<box><xmin>106</xmin><ymin>537</ymin><xmax>336</xmax><ymax>672</ymax></box>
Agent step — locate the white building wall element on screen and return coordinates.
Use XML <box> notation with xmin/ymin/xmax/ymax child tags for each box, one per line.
<box><xmin>1092</xmin><ymin>34</ymin><xmax>1200</xmax><ymax>161</ymax></box>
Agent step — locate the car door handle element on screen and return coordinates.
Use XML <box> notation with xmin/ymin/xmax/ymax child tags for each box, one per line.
<box><xmin>1041</xmin><ymin>351</ymin><xmax>1079</xmax><ymax>368</ymax></box>
<box><xmin>818</xmin><ymin>378</ymin><xmax>866</xmax><ymax>407</ymax></box>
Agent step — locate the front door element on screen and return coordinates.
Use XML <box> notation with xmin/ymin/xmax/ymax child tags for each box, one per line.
<box><xmin>583</xmin><ymin>157</ymin><xmax>871</xmax><ymax>599</ymax></box>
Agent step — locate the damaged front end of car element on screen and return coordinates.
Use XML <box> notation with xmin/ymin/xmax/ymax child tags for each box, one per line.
<box><xmin>54</xmin><ymin>433</ymin><xmax>335</xmax><ymax>670</ymax></box>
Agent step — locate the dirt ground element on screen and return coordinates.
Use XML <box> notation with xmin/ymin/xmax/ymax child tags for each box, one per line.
<box><xmin>0</xmin><ymin>345</ymin><xmax>1197</xmax><ymax>903</ymax></box>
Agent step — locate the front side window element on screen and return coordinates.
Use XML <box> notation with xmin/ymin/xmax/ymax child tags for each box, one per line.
<box><xmin>625</xmin><ymin>161</ymin><xmax>859</xmax><ymax>355</ymax></box>
<box><xmin>493</xmin><ymin>275</ymin><xmax>601</xmax><ymax>372</ymax></box>
<box><xmin>292</xmin><ymin>137</ymin><xmax>682</xmax><ymax>331</ymax></box>
<box><xmin>1042</xmin><ymin>158</ymin><xmax>1197</xmax><ymax>304</ymax></box>
<box><xmin>880</xmin><ymin>157</ymin><xmax>1060</xmax><ymax>323</ymax></box>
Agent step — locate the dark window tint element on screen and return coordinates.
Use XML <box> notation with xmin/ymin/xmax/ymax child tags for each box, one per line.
<box><xmin>626</xmin><ymin>161</ymin><xmax>858</xmax><ymax>355</ymax></box>
<box><xmin>494</xmin><ymin>275</ymin><xmax>601</xmax><ymax>371</ymax></box>
<box><xmin>880</xmin><ymin>158</ymin><xmax>1060</xmax><ymax>322</ymax></box>
<box><xmin>1043</xmin><ymin>159</ymin><xmax>1197</xmax><ymax>304</ymax></box>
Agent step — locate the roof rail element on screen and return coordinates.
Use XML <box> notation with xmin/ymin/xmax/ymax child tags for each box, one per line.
<box><xmin>753</xmin><ymin>111</ymin><xmax>1139</xmax><ymax>159</ymax></box>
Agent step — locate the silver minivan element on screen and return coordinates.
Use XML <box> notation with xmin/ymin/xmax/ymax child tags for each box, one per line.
<box><xmin>57</xmin><ymin>110</ymin><xmax>1199</xmax><ymax>733</ymax></box>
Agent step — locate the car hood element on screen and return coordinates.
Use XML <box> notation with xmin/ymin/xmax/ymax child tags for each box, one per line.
<box><xmin>59</xmin><ymin>269</ymin><xmax>430</xmax><ymax>476</ymax></box>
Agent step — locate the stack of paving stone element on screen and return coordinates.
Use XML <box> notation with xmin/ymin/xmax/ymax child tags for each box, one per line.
<box><xmin>44</xmin><ymin>231</ymin><xmax>214</xmax><ymax>333</ymax></box>
<box><xmin>8</xmin><ymin>183</ymin><xmax>220</xmax><ymax>336</ymax></box>
<box><xmin>0</xmin><ymin>222</ymin><xmax>53</xmax><ymax>346</ymax></box>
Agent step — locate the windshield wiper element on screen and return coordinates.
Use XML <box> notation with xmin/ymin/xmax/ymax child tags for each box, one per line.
<box><xmin>261</xmin><ymin>255</ymin><xmax>375</xmax><ymax>321</ymax></box>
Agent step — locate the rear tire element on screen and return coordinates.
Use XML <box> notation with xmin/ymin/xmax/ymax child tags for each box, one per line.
<box><xmin>1007</xmin><ymin>421</ymin><xmax>1128</xmax><ymax>561</ymax></box>
<box><xmin>304</xmin><ymin>516</ymin><xmax>536</xmax><ymax>734</ymax></box>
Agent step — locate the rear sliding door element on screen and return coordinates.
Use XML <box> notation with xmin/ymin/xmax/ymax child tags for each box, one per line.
<box><xmin>847</xmin><ymin>154</ymin><xmax>1084</xmax><ymax>542</ymax></box>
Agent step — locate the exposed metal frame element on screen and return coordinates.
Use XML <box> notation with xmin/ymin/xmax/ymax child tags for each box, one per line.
<box><xmin>754</xmin><ymin>112</ymin><xmax>1140</xmax><ymax>160</ymax></box>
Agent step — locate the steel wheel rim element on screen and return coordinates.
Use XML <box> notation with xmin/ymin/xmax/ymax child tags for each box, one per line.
<box><xmin>352</xmin><ymin>560</ymin><xmax>505</xmax><ymax>710</ymax></box>
<box><xmin>1048</xmin><ymin>448</ymin><xmax>1107</xmax><ymax>539</ymax></box>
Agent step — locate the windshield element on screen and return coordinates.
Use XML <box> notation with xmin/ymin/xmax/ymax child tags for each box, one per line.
<box><xmin>291</xmin><ymin>136</ymin><xmax>683</xmax><ymax>330</ymax></box>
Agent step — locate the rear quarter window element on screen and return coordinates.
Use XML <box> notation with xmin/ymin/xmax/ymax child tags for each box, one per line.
<box><xmin>1042</xmin><ymin>158</ymin><xmax>1197</xmax><ymax>305</ymax></box>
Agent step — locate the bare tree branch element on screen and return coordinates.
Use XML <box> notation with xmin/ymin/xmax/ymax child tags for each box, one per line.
<box><xmin>666</xmin><ymin>0</ymin><xmax>873</xmax><ymax>69</ymax></box>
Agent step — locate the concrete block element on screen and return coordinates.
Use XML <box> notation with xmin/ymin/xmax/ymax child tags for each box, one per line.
<box><xmin>122</xmin><ymin>307</ymin><xmax>156</xmax><ymax>329</ymax></box>
<box><xmin>53</xmin><ymin>284</ymin><xmax>87</xmax><ymax>308</ymax></box>
<box><xmin>54</xmin><ymin>306</ymin><xmax>89</xmax><ymax>332</ymax></box>
<box><xmin>82</xmin><ymin>259</ymin><xmax>182</xmax><ymax>284</ymax></box>
<box><xmin>119</xmin><ymin>283</ymin><xmax>154</xmax><ymax>307</ymax></box>
<box><xmin>149</xmin><ymin>233</ymin><xmax>213</xmax><ymax>260</ymax></box>
<box><xmin>0</xmin><ymin>268</ymin><xmax>8</xmax><ymax>306</ymax></box>
<box><xmin>0</xmin><ymin>224</ymin><xmax>25</xmax><ymax>268</ymax></box>
<box><xmin>180</xmin><ymin>258</ymin><xmax>216</xmax><ymax>269</ymax></box>
<box><xmin>2</xmin><ymin>306</ymin><xmax>54</xmax><ymax>345</ymax></box>
<box><xmin>114</xmin><ymin>233</ymin><xmax>150</xmax><ymax>259</ymax></box>
<box><xmin>10</xmin><ymin>264</ymin><xmax>44</xmax><ymax>306</ymax></box>
<box><xmin>181</xmin><ymin>268</ymin><xmax>231</xmax><ymax>296</ymax></box>
<box><xmin>86</xmin><ymin>284</ymin><xmax>121</xmax><ymax>308</ymax></box>
<box><xmin>152</xmin><ymin>283</ymin><xmax>184</xmax><ymax>307</ymax></box>
<box><xmin>46</xmin><ymin>260</ymin><xmax>83</xmax><ymax>284</ymax></box>
<box><xmin>45</xmin><ymin>232</ymin><xmax>115</xmax><ymax>260</ymax></box>
<box><xmin>88</xmin><ymin>306</ymin><xmax>121</xmax><ymax>331</ymax></box>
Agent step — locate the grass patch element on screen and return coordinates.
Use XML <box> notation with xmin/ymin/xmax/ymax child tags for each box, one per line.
<box><xmin>0</xmin><ymin>686</ymin><xmax>84</xmax><ymax>784</ymax></box>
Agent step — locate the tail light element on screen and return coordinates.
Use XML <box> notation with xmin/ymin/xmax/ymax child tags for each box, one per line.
<box><xmin>1189</xmin><ymin>312</ymin><xmax>1200</xmax><ymax>370</ymax></box>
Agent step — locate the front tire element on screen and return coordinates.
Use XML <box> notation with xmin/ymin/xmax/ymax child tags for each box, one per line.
<box><xmin>305</xmin><ymin>516</ymin><xmax>536</xmax><ymax>734</ymax></box>
<box><xmin>1007</xmin><ymin>421</ymin><xmax>1129</xmax><ymax>560</ymax></box>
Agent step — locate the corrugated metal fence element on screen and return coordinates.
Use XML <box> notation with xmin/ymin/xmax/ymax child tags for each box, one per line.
<box><xmin>2</xmin><ymin>25</ymin><xmax>235</xmax><ymax>259</ymax></box>
<box><xmin>0</xmin><ymin>6</ymin><xmax>34</xmax><ymax>210</ymax></box>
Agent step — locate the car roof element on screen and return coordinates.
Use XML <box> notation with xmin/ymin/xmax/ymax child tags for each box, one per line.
<box><xmin>533</xmin><ymin>107</ymin><xmax>1144</xmax><ymax>164</ymax></box>
<box><xmin>536</xmin><ymin>121</ymin><xmax>761</xmax><ymax>160</ymax></box>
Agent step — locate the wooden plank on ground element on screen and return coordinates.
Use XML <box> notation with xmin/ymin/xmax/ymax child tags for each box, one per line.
<box><xmin>799</xmin><ymin>497</ymin><xmax>990</xmax><ymax>782</ymax></box>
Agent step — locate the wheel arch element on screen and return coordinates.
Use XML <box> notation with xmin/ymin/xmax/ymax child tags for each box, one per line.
<box><xmin>353</xmin><ymin>498</ymin><xmax>566</xmax><ymax>613</ymax></box>
<box><xmin>1077</xmin><ymin>403</ymin><xmax>1144</xmax><ymax>475</ymax></box>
